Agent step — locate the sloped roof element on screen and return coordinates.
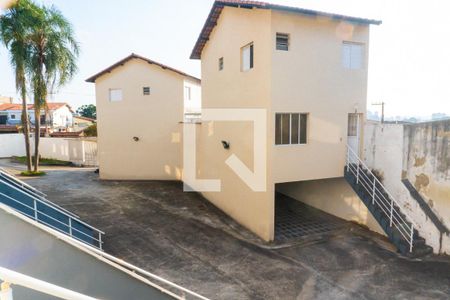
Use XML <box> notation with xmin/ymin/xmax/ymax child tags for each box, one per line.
<box><xmin>190</xmin><ymin>0</ymin><xmax>382</xmax><ymax>59</ymax></box>
<box><xmin>74</xmin><ymin>115</ymin><xmax>96</xmax><ymax>122</ymax></box>
<box><xmin>86</xmin><ymin>53</ymin><xmax>201</xmax><ymax>83</ymax></box>
<box><xmin>0</xmin><ymin>102</ymin><xmax>73</xmax><ymax>112</ymax></box>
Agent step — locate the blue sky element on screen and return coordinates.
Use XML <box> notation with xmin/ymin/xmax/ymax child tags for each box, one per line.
<box><xmin>0</xmin><ymin>0</ymin><xmax>449</xmax><ymax>118</ymax></box>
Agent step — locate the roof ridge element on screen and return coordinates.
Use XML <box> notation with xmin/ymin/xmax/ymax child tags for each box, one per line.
<box><xmin>86</xmin><ymin>53</ymin><xmax>201</xmax><ymax>83</ymax></box>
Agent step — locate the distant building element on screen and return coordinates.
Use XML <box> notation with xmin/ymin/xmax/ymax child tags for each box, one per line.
<box><xmin>0</xmin><ymin>96</ymin><xmax>13</xmax><ymax>104</ymax></box>
<box><xmin>0</xmin><ymin>102</ymin><xmax>74</xmax><ymax>130</ymax></box>
<box><xmin>73</xmin><ymin>115</ymin><xmax>96</xmax><ymax>131</ymax></box>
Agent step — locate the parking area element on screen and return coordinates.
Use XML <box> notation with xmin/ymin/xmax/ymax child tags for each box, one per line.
<box><xmin>1</xmin><ymin>159</ymin><xmax>450</xmax><ymax>300</ymax></box>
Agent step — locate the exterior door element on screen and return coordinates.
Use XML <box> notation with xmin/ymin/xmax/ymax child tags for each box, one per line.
<box><xmin>347</xmin><ymin>113</ymin><xmax>360</xmax><ymax>156</ymax></box>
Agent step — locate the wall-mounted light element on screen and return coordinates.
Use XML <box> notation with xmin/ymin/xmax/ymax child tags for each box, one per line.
<box><xmin>133</xmin><ymin>136</ymin><xmax>140</xmax><ymax>142</ymax></box>
<box><xmin>221</xmin><ymin>140</ymin><xmax>230</xmax><ymax>149</ymax></box>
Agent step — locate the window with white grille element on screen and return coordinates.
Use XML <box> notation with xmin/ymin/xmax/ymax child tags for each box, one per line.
<box><xmin>143</xmin><ymin>87</ymin><xmax>150</xmax><ymax>95</ymax></box>
<box><xmin>275</xmin><ymin>113</ymin><xmax>308</xmax><ymax>145</ymax></box>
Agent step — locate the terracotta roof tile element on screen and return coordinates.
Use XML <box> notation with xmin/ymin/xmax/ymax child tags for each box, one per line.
<box><xmin>0</xmin><ymin>102</ymin><xmax>72</xmax><ymax>112</ymax></box>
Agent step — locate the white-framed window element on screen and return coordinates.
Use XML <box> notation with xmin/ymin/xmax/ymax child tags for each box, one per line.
<box><xmin>109</xmin><ymin>89</ymin><xmax>123</xmax><ymax>102</ymax></box>
<box><xmin>219</xmin><ymin>57</ymin><xmax>224</xmax><ymax>71</ymax></box>
<box><xmin>185</xmin><ymin>86</ymin><xmax>191</xmax><ymax>101</ymax></box>
<box><xmin>143</xmin><ymin>87</ymin><xmax>151</xmax><ymax>95</ymax></box>
<box><xmin>10</xmin><ymin>114</ymin><xmax>16</xmax><ymax>120</ymax></box>
<box><xmin>275</xmin><ymin>113</ymin><xmax>308</xmax><ymax>145</ymax></box>
<box><xmin>241</xmin><ymin>43</ymin><xmax>254</xmax><ymax>72</ymax></box>
<box><xmin>342</xmin><ymin>41</ymin><xmax>364</xmax><ymax>69</ymax></box>
<box><xmin>276</xmin><ymin>33</ymin><xmax>289</xmax><ymax>51</ymax></box>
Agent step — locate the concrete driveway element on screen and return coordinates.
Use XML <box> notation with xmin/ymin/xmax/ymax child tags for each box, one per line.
<box><xmin>1</xmin><ymin>159</ymin><xmax>449</xmax><ymax>300</ymax></box>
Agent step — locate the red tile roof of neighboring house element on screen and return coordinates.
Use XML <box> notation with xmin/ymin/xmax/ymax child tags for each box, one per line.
<box><xmin>85</xmin><ymin>53</ymin><xmax>201</xmax><ymax>83</ymax></box>
<box><xmin>190</xmin><ymin>0</ymin><xmax>382</xmax><ymax>59</ymax></box>
<box><xmin>74</xmin><ymin>115</ymin><xmax>96</xmax><ymax>122</ymax></box>
<box><xmin>0</xmin><ymin>102</ymin><xmax>73</xmax><ymax>113</ymax></box>
<box><xmin>49</xmin><ymin>131</ymin><xmax>84</xmax><ymax>138</ymax></box>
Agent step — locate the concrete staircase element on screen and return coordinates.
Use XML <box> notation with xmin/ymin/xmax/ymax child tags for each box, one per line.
<box><xmin>344</xmin><ymin>148</ymin><xmax>433</xmax><ymax>258</ymax></box>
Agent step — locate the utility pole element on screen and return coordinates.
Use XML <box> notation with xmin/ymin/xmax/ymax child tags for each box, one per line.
<box><xmin>372</xmin><ymin>102</ymin><xmax>385</xmax><ymax>123</ymax></box>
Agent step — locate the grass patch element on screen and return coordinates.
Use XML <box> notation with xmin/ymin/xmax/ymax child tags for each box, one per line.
<box><xmin>12</xmin><ymin>156</ymin><xmax>72</xmax><ymax>166</ymax></box>
<box><xmin>20</xmin><ymin>171</ymin><xmax>46</xmax><ymax>177</ymax></box>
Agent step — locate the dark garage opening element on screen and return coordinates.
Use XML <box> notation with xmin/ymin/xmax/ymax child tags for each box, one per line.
<box><xmin>275</xmin><ymin>191</ymin><xmax>348</xmax><ymax>242</ymax></box>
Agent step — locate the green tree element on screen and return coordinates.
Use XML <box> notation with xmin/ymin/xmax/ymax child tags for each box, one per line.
<box><xmin>26</xmin><ymin>4</ymin><xmax>79</xmax><ymax>172</ymax></box>
<box><xmin>0</xmin><ymin>0</ymin><xmax>38</xmax><ymax>172</ymax></box>
<box><xmin>76</xmin><ymin>104</ymin><xmax>96</xmax><ymax>119</ymax></box>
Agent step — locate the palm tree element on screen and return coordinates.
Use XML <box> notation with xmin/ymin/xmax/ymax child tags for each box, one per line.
<box><xmin>27</xmin><ymin>4</ymin><xmax>79</xmax><ymax>172</ymax></box>
<box><xmin>0</xmin><ymin>0</ymin><xmax>37</xmax><ymax>172</ymax></box>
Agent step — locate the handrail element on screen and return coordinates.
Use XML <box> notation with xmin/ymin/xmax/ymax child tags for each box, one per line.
<box><xmin>71</xmin><ymin>240</ymin><xmax>211</xmax><ymax>300</ymax></box>
<box><xmin>0</xmin><ymin>169</ymin><xmax>79</xmax><ymax>219</ymax></box>
<box><xmin>0</xmin><ymin>168</ymin><xmax>46</xmax><ymax>197</ymax></box>
<box><xmin>0</xmin><ymin>266</ymin><xmax>98</xmax><ymax>300</ymax></box>
<box><xmin>346</xmin><ymin>145</ymin><xmax>415</xmax><ymax>252</ymax></box>
<box><xmin>0</xmin><ymin>192</ymin><xmax>103</xmax><ymax>246</ymax></box>
<box><xmin>0</xmin><ymin>203</ymin><xmax>208</xmax><ymax>300</ymax></box>
<box><xmin>0</xmin><ymin>178</ymin><xmax>104</xmax><ymax>250</ymax></box>
<box><xmin>0</xmin><ymin>178</ymin><xmax>104</xmax><ymax>235</ymax></box>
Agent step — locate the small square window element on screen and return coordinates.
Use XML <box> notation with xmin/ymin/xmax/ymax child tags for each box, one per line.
<box><xmin>219</xmin><ymin>57</ymin><xmax>224</xmax><ymax>71</ymax></box>
<box><xmin>109</xmin><ymin>89</ymin><xmax>122</xmax><ymax>102</ymax></box>
<box><xmin>143</xmin><ymin>87</ymin><xmax>151</xmax><ymax>95</ymax></box>
<box><xmin>10</xmin><ymin>114</ymin><xmax>16</xmax><ymax>120</ymax></box>
<box><xmin>276</xmin><ymin>33</ymin><xmax>289</xmax><ymax>51</ymax></box>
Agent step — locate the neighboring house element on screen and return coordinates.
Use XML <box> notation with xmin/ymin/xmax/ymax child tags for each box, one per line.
<box><xmin>73</xmin><ymin>115</ymin><xmax>96</xmax><ymax>130</ymax></box>
<box><xmin>0</xmin><ymin>102</ymin><xmax>74</xmax><ymax>130</ymax></box>
<box><xmin>188</xmin><ymin>0</ymin><xmax>381</xmax><ymax>241</ymax></box>
<box><xmin>86</xmin><ymin>53</ymin><xmax>201</xmax><ymax>180</ymax></box>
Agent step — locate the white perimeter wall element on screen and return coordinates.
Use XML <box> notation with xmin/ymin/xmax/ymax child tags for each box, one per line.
<box><xmin>0</xmin><ymin>134</ymin><xmax>97</xmax><ymax>166</ymax></box>
<box><xmin>0</xmin><ymin>134</ymin><xmax>25</xmax><ymax>158</ymax></box>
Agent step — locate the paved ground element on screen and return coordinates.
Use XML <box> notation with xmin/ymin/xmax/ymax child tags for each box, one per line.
<box><xmin>2</xmin><ymin>159</ymin><xmax>450</xmax><ymax>300</ymax></box>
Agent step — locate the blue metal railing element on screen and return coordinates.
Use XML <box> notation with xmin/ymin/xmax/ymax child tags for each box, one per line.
<box><xmin>0</xmin><ymin>169</ymin><xmax>104</xmax><ymax>249</ymax></box>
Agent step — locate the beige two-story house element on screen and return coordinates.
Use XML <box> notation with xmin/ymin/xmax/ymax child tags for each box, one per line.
<box><xmin>87</xmin><ymin>54</ymin><xmax>201</xmax><ymax>180</ymax></box>
<box><xmin>190</xmin><ymin>0</ymin><xmax>382</xmax><ymax>241</ymax></box>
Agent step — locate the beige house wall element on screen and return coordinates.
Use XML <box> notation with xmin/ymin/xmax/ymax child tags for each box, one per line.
<box><xmin>270</xmin><ymin>10</ymin><xmax>370</xmax><ymax>183</ymax></box>
<box><xmin>198</xmin><ymin>7</ymin><xmax>275</xmax><ymax>241</ymax></box>
<box><xmin>198</xmin><ymin>7</ymin><xmax>373</xmax><ymax>242</ymax></box>
<box><xmin>95</xmin><ymin>59</ymin><xmax>189</xmax><ymax>180</ymax></box>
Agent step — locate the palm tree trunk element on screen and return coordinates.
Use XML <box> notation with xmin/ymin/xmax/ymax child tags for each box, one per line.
<box><xmin>33</xmin><ymin>108</ymin><xmax>40</xmax><ymax>172</ymax></box>
<box><xmin>20</xmin><ymin>90</ymin><xmax>32</xmax><ymax>171</ymax></box>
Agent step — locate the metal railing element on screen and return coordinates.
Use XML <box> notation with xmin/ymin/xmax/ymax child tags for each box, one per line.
<box><xmin>346</xmin><ymin>145</ymin><xmax>415</xmax><ymax>252</ymax></box>
<box><xmin>0</xmin><ymin>168</ymin><xmax>78</xmax><ymax>218</ymax></box>
<box><xmin>0</xmin><ymin>168</ymin><xmax>46</xmax><ymax>198</ymax></box>
<box><xmin>0</xmin><ymin>178</ymin><xmax>104</xmax><ymax>250</ymax></box>
<box><xmin>0</xmin><ymin>266</ymin><xmax>98</xmax><ymax>300</ymax></box>
<box><xmin>67</xmin><ymin>238</ymin><xmax>211</xmax><ymax>300</ymax></box>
